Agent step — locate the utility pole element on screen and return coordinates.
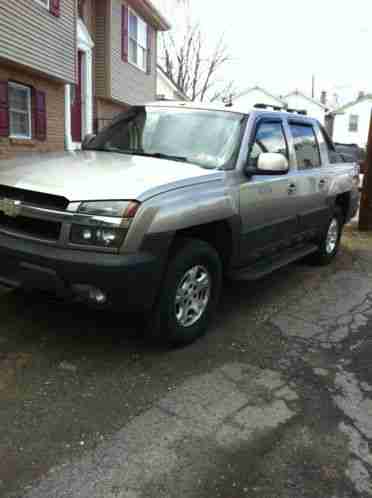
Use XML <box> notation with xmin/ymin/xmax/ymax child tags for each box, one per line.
<box><xmin>358</xmin><ymin>110</ymin><xmax>372</xmax><ymax>230</ymax></box>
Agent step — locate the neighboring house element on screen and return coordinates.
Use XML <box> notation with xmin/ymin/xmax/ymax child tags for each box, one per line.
<box><xmin>0</xmin><ymin>0</ymin><xmax>76</xmax><ymax>159</ymax></box>
<box><xmin>0</xmin><ymin>0</ymin><xmax>170</xmax><ymax>159</ymax></box>
<box><xmin>156</xmin><ymin>66</ymin><xmax>188</xmax><ymax>101</ymax></box>
<box><xmin>233</xmin><ymin>86</ymin><xmax>286</xmax><ymax>110</ymax></box>
<box><xmin>282</xmin><ymin>91</ymin><xmax>328</xmax><ymax>125</ymax></box>
<box><xmin>331</xmin><ymin>94</ymin><xmax>372</xmax><ymax>148</ymax></box>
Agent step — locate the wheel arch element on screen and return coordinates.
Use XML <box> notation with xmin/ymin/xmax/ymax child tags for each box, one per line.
<box><xmin>334</xmin><ymin>192</ymin><xmax>351</xmax><ymax>223</ymax></box>
<box><xmin>170</xmin><ymin>218</ymin><xmax>239</xmax><ymax>271</ymax></box>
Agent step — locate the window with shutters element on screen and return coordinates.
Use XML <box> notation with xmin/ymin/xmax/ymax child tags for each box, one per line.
<box><xmin>8</xmin><ymin>83</ymin><xmax>32</xmax><ymax>140</ymax></box>
<box><xmin>34</xmin><ymin>0</ymin><xmax>50</xmax><ymax>9</ymax></box>
<box><xmin>128</xmin><ymin>9</ymin><xmax>148</xmax><ymax>72</ymax></box>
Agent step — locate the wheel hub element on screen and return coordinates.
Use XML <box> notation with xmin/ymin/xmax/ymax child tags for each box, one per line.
<box><xmin>175</xmin><ymin>265</ymin><xmax>211</xmax><ymax>327</ymax></box>
<box><xmin>326</xmin><ymin>218</ymin><xmax>339</xmax><ymax>254</ymax></box>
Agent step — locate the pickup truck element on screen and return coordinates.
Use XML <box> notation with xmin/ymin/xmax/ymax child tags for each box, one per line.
<box><xmin>0</xmin><ymin>102</ymin><xmax>360</xmax><ymax>346</ymax></box>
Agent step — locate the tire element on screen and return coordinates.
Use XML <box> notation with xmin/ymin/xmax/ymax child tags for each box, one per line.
<box><xmin>148</xmin><ymin>238</ymin><xmax>222</xmax><ymax>347</ymax></box>
<box><xmin>312</xmin><ymin>206</ymin><xmax>344</xmax><ymax>265</ymax></box>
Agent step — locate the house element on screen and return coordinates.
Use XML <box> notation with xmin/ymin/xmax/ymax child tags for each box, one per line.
<box><xmin>0</xmin><ymin>0</ymin><xmax>76</xmax><ymax>159</ymax></box>
<box><xmin>156</xmin><ymin>66</ymin><xmax>188</xmax><ymax>101</ymax></box>
<box><xmin>330</xmin><ymin>93</ymin><xmax>372</xmax><ymax>148</ymax></box>
<box><xmin>79</xmin><ymin>0</ymin><xmax>170</xmax><ymax>140</ymax></box>
<box><xmin>0</xmin><ymin>0</ymin><xmax>170</xmax><ymax>159</ymax></box>
<box><xmin>233</xmin><ymin>86</ymin><xmax>286</xmax><ymax>110</ymax></box>
<box><xmin>282</xmin><ymin>90</ymin><xmax>328</xmax><ymax>125</ymax></box>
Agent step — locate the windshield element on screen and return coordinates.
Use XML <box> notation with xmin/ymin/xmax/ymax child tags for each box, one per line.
<box><xmin>86</xmin><ymin>107</ymin><xmax>245</xmax><ymax>169</ymax></box>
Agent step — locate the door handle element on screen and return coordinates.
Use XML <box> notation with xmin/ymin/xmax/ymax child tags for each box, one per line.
<box><xmin>319</xmin><ymin>178</ymin><xmax>327</xmax><ymax>188</ymax></box>
<box><xmin>288</xmin><ymin>183</ymin><xmax>297</xmax><ymax>195</ymax></box>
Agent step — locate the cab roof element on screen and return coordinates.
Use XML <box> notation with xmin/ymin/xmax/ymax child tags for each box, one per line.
<box><xmin>146</xmin><ymin>100</ymin><xmax>318</xmax><ymax>123</ymax></box>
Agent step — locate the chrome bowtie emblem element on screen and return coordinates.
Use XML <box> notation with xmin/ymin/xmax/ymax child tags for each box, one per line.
<box><xmin>0</xmin><ymin>198</ymin><xmax>22</xmax><ymax>217</ymax></box>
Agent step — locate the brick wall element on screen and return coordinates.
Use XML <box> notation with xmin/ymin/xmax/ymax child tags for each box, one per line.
<box><xmin>95</xmin><ymin>97</ymin><xmax>129</xmax><ymax>132</ymax></box>
<box><xmin>0</xmin><ymin>64</ymin><xmax>65</xmax><ymax>160</ymax></box>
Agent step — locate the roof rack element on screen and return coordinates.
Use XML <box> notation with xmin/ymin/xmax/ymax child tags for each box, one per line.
<box><xmin>254</xmin><ymin>103</ymin><xmax>284</xmax><ymax>111</ymax></box>
<box><xmin>253</xmin><ymin>103</ymin><xmax>308</xmax><ymax>115</ymax></box>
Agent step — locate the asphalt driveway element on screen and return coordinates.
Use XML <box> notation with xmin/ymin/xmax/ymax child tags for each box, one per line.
<box><xmin>1</xmin><ymin>225</ymin><xmax>372</xmax><ymax>498</ymax></box>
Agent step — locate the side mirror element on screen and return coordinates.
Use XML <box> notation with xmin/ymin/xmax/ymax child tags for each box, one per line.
<box><xmin>82</xmin><ymin>133</ymin><xmax>96</xmax><ymax>149</ymax></box>
<box><xmin>256</xmin><ymin>152</ymin><xmax>289</xmax><ymax>174</ymax></box>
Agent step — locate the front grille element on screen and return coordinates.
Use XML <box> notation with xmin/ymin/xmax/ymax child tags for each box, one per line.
<box><xmin>0</xmin><ymin>185</ymin><xmax>69</xmax><ymax>210</ymax></box>
<box><xmin>0</xmin><ymin>213</ymin><xmax>61</xmax><ymax>241</ymax></box>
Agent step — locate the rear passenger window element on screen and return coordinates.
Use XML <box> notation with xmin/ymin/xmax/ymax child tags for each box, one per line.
<box><xmin>290</xmin><ymin>124</ymin><xmax>321</xmax><ymax>170</ymax></box>
<box><xmin>249</xmin><ymin>121</ymin><xmax>288</xmax><ymax>167</ymax></box>
<box><xmin>320</xmin><ymin>126</ymin><xmax>341</xmax><ymax>164</ymax></box>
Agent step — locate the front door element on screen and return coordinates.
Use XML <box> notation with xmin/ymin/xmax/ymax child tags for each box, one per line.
<box><xmin>239</xmin><ymin>118</ymin><xmax>298</xmax><ymax>265</ymax></box>
<box><xmin>71</xmin><ymin>51</ymin><xmax>83</xmax><ymax>143</ymax></box>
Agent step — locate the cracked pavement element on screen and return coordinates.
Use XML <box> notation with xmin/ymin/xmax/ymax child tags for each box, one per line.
<box><xmin>2</xmin><ymin>225</ymin><xmax>372</xmax><ymax>497</ymax></box>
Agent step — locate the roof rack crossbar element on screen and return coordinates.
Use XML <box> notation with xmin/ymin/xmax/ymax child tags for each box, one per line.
<box><xmin>253</xmin><ymin>103</ymin><xmax>308</xmax><ymax>115</ymax></box>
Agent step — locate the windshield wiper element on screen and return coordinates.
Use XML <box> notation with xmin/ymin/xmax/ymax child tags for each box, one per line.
<box><xmin>95</xmin><ymin>147</ymin><xmax>189</xmax><ymax>163</ymax></box>
<box><xmin>146</xmin><ymin>152</ymin><xmax>189</xmax><ymax>163</ymax></box>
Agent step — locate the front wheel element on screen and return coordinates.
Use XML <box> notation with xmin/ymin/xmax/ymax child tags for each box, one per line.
<box><xmin>312</xmin><ymin>207</ymin><xmax>344</xmax><ymax>265</ymax></box>
<box><xmin>149</xmin><ymin>238</ymin><xmax>222</xmax><ymax>347</ymax></box>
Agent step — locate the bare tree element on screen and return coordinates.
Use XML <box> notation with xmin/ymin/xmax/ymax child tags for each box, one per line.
<box><xmin>159</xmin><ymin>6</ymin><xmax>237</xmax><ymax>102</ymax></box>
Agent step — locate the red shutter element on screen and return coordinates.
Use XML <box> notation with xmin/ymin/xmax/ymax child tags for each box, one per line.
<box><xmin>0</xmin><ymin>82</ymin><xmax>9</xmax><ymax>138</ymax></box>
<box><xmin>147</xmin><ymin>26</ymin><xmax>154</xmax><ymax>74</ymax></box>
<box><xmin>32</xmin><ymin>90</ymin><xmax>47</xmax><ymax>141</ymax></box>
<box><xmin>50</xmin><ymin>0</ymin><xmax>60</xmax><ymax>17</ymax></box>
<box><xmin>122</xmin><ymin>5</ymin><xmax>129</xmax><ymax>62</ymax></box>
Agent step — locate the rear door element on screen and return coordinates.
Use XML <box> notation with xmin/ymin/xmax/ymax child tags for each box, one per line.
<box><xmin>288</xmin><ymin>121</ymin><xmax>331</xmax><ymax>236</ymax></box>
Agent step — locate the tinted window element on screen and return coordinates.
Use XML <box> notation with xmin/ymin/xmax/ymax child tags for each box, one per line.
<box><xmin>290</xmin><ymin>124</ymin><xmax>321</xmax><ymax>170</ymax></box>
<box><xmin>249</xmin><ymin>121</ymin><xmax>288</xmax><ymax>167</ymax></box>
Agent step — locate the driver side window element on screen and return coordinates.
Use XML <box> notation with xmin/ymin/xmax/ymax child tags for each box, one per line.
<box><xmin>249</xmin><ymin>121</ymin><xmax>288</xmax><ymax>167</ymax></box>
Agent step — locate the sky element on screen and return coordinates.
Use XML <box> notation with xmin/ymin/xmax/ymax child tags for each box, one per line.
<box><xmin>153</xmin><ymin>0</ymin><xmax>372</xmax><ymax>106</ymax></box>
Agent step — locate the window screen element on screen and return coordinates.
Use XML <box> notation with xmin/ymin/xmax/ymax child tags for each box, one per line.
<box><xmin>9</xmin><ymin>82</ymin><xmax>31</xmax><ymax>139</ymax></box>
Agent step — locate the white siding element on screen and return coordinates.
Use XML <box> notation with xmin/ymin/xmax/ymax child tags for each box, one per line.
<box><xmin>332</xmin><ymin>99</ymin><xmax>372</xmax><ymax>147</ymax></box>
<box><xmin>0</xmin><ymin>0</ymin><xmax>76</xmax><ymax>83</ymax></box>
<box><xmin>234</xmin><ymin>89</ymin><xmax>283</xmax><ymax>111</ymax></box>
<box><xmin>284</xmin><ymin>95</ymin><xmax>326</xmax><ymax>124</ymax></box>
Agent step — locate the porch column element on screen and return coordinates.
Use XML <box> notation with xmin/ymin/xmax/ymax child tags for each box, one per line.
<box><xmin>84</xmin><ymin>48</ymin><xmax>93</xmax><ymax>136</ymax></box>
<box><xmin>64</xmin><ymin>84</ymin><xmax>73</xmax><ymax>150</ymax></box>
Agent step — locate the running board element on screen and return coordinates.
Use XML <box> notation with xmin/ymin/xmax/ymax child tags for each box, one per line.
<box><xmin>229</xmin><ymin>243</ymin><xmax>318</xmax><ymax>281</ymax></box>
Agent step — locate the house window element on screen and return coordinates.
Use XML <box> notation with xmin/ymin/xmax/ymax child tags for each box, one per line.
<box><xmin>128</xmin><ymin>10</ymin><xmax>148</xmax><ymax>71</ymax></box>
<box><xmin>34</xmin><ymin>0</ymin><xmax>50</xmax><ymax>9</ymax></box>
<box><xmin>349</xmin><ymin>114</ymin><xmax>359</xmax><ymax>132</ymax></box>
<box><xmin>8</xmin><ymin>82</ymin><xmax>32</xmax><ymax>139</ymax></box>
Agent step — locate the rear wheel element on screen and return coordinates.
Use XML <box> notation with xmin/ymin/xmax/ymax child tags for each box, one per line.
<box><xmin>312</xmin><ymin>207</ymin><xmax>344</xmax><ymax>265</ymax></box>
<box><xmin>149</xmin><ymin>238</ymin><xmax>222</xmax><ymax>347</ymax></box>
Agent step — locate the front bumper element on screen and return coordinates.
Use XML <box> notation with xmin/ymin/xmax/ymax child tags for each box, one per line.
<box><xmin>0</xmin><ymin>233</ymin><xmax>165</xmax><ymax>311</ymax></box>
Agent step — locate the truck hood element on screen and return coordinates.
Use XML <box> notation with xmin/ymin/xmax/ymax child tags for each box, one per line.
<box><xmin>0</xmin><ymin>151</ymin><xmax>223</xmax><ymax>202</ymax></box>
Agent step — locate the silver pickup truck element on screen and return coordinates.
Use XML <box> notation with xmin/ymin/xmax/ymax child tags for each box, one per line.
<box><xmin>0</xmin><ymin>102</ymin><xmax>360</xmax><ymax>346</ymax></box>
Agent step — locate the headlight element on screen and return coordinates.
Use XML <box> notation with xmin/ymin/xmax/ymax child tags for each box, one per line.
<box><xmin>68</xmin><ymin>200</ymin><xmax>140</xmax><ymax>218</ymax></box>
<box><xmin>68</xmin><ymin>200</ymin><xmax>140</xmax><ymax>249</ymax></box>
<box><xmin>70</xmin><ymin>225</ymin><xmax>127</xmax><ymax>248</ymax></box>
